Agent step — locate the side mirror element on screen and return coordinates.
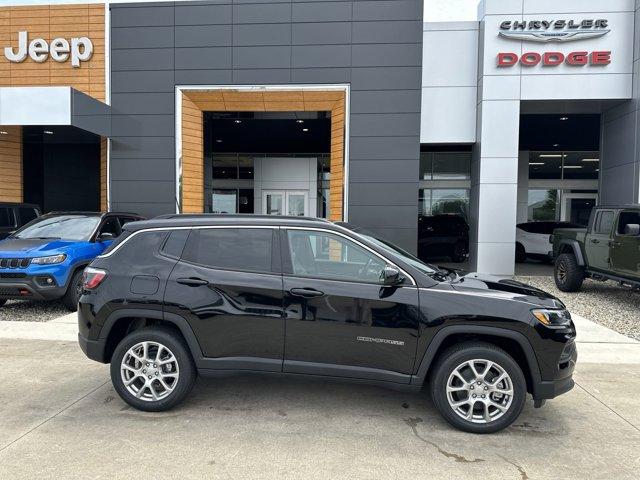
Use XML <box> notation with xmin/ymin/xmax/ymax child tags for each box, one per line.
<box><xmin>624</xmin><ymin>224</ymin><xmax>640</xmax><ymax>236</ymax></box>
<box><xmin>97</xmin><ymin>232</ymin><xmax>115</xmax><ymax>242</ymax></box>
<box><xmin>381</xmin><ymin>266</ymin><xmax>402</xmax><ymax>286</ymax></box>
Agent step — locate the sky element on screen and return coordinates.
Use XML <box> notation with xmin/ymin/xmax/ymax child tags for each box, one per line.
<box><xmin>424</xmin><ymin>0</ymin><xmax>480</xmax><ymax>22</ymax></box>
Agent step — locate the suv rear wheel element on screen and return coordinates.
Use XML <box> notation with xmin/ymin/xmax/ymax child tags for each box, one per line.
<box><xmin>110</xmin><ymin>327</ymin><xmax>197</xmax><ymax>411</ymax></box>
<box><xmin>430</xmin><ymin>342</ymin><xmax>526</xmax><ymax>434</ymax></box>
<box><xmin>554</xmin><ymin>253</ymin><xmax>584</xmax><ymax>292</ymax></box>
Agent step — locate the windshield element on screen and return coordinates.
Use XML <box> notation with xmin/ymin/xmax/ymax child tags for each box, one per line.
<box><xmin>13</xmin><ymin>215</ymin><xmax>101</xmax><ymax>241</ymax></box>
<box><xmin>342</xmin><ymin>226</ymin><xmax>438</xmax><ymax>276</ymax></box>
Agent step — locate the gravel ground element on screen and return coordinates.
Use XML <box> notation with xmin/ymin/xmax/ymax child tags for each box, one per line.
<box><xmin>516</xmin><ymin>275</ymin><xmax>640</xmax><ymax>341</ymax></box>
<box><xmin>0</xmin><ymin>300</ymin><xmax>68</xmax><ymax>322</ymax></box>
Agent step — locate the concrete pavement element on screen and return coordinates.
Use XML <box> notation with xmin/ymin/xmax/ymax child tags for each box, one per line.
<box><xmin>0</xmin><ymin>313</ymin><xmax>638</xmax><ymax>479</ymax></box>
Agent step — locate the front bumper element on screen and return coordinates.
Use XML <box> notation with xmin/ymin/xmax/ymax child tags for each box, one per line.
<box><xmin>533</xmin><ymin>339</ymin><xmax>577</xmax><ymax>400</ymax></box>
<box><xmin>0</xmin><ymin>275</ymin><xmax>66</xmax><ymax>300</ymax></box>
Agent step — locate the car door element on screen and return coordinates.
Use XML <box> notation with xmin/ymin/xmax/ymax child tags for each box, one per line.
<box><xmin>585</xmin><ymin>210</ymin><xmax>615</xmax><ymax>272</ymax></box>
<box><xmin>163</xmin><ymin>226</ymin><xmax>285</xmax><ymax>371</ymax></box>
<box><xmin>281</xmin><ymin>227</ymin><xmax>420</xmax><ymax>383</ymax></box>
<box><xmin>610</xmin><ymin>210</ymin><xmax>640</xmax><ymax>279</ymax></box>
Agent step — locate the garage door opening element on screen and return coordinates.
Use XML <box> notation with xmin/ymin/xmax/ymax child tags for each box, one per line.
<box><xmin>22</xmin><ymin>126</ymin><xmax>103</xmax><ymax>213</ymax></box>
<box><xmin>204</xmin><ymin>112</ymin><xmax>330</xmax><ymax>217</ymax></box>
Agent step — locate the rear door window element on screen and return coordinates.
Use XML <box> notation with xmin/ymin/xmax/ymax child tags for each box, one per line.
<box><xmin>617</xmin><ymin>211</ymin><xmax>640</xmax><ymax>235</ymax></box>
<box><xmin>0</xmin><ymin>207</ymin><xmax>16</xmax><ymax>228</ymax></box>
<box><xmin>181</xmin><ymin>227</ymin><xmax>277</xmax><ymax>274</ymax></box>
<box><xmin>594</xmin><ymin>211</ymin><xmax>615</xmax><ymax>235</ymax></box>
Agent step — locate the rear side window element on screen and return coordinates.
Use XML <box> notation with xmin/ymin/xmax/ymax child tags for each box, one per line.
<box><xmin>0</xmin><ymin>207</ymin><xmax>15</xmax><ymax>228</ymax></box>
<box><xmin>594</xmin><ymin>211</ymin><xmax>614</xmax><ymax>234</ymax></box>
<box><xmin>18</xmin><ymin>207</ymin><xmax>38</xmax><ymax>225</ymax></box>
<box><xmin>182</xmin><ymin>228</ymin><xmax>276</xmax><ymax>273</ymax></box>
<box><xmin>160</xmin><ymin>230</ymin><xmax>190</xmax><ymax>258</ymax></box>
<box><xmin>617</xmin><ymin>211</ymin><xmax>640</xmax><ymax>235</ymax></box>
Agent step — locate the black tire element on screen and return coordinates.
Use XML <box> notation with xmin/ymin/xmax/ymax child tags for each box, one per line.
<box><xmin>61</xmin><ymin>269</ymin><xmax>84</xmax><ymax>312</ymax></box>
<box><xmin>554</xmin><ymin>253</ymin><xmax>584</xmax><ymax>292</ymax></box>
<box><xmin>515</xmin><ymin>243</ymin><xmax>526</xmax><ymax>263</ymax></box>
<box><xmin>0</xmin><ymin>299</ymin><xmax>6</xmax><ymax>307</ymax></box>
<box><xmin>430</xmin><ymin>342</ymin><xmax>527</xmax><ymax>434</ymax></box>
<box><xmin>449</xmin><ymin>242</ymin><xmax>467</xmax><ymax>263</ymax></box>
<box><xmin>110</xmin><ymin>327</ymin><xmax>197</xmax><ymax>412</ymax></box>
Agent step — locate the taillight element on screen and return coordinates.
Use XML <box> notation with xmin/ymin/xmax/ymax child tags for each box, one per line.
<box><xmin>83</xmin><ymin>267</ymin><xmax>107</xmax><ymax>289</ymax></box>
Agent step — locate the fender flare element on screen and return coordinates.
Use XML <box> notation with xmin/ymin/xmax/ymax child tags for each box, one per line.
<box><xmin>557</xmin><ymin>239</ymin><xmax>585</xmax><ymax>266</ymax></box>
<box><xmin>411</xmin><ymin>325</ymin><xmax>543</xmax><ymax>393</ymax></box>
<box><xmin>99</xmin><ymin>308</ymin><xmax>204</xmax><ymax>365</ymax></box>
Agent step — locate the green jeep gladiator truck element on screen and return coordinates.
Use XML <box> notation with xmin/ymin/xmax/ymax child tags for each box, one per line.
<box><xmin>552</xmin><ymin>205</ymin><xmax>640</xmax><ymax>292</ymax></box>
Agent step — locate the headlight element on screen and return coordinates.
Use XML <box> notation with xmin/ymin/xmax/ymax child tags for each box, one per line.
<box><xmin>31</xmin><ymin>254</ymin><xmax>67</xmax><ymax>265</ymax></box>
<box><xmin>531</xmin><ymin>308</ymin><xmax>571</xmax><ymax>328</ymax></box>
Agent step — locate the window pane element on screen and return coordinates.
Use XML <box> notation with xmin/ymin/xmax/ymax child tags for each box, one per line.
<box><xmin>212</xmin><ymin>189</ymin><xmax>237</xmax><ymax>214</ymax></box>
<box><xmin>183</xmin><ymin>228</ymin><xmax>273</xmax><ymax>273</ymax></box>
<box><xmin>212</xmin><ymin>155</ymin><xmax>237</xmax><ymax>179</ymax></box>
<box><xmin>432</xmin><ymin>152</ymin><xmax>470</xmax><ymax>180</ymax></box>
<box><xmin>287</xmin><ymin>230</ymin><xmax>385</xmax><ymax>283</ymax></box>
<box><xmin>419</xmin><ymin>152</ymin><xmax>432</xmax><ymax>180</ymax></box>
<box><xmin>528</xmin><ymin>189</ymin><xmax>559</xmax><ymax>221</ymax></box>
<box><xmin>418</xmin><ymin>189</ymin><xmax>431</xmax><ymax>217</ymax></box>
<box><xmin>18</xmin><ymin>207</ymin><xmax>38</xmax><ymax>224</ymax></box>
<box><xmin>617</xmin><ymin>211</ymin><xmax>640</xmax><ymax>235</ymax></box>
<box><xmin>161</xmin><ymin>230</ymin><xmax>190</xmax><ymax>258</ymax></box>
<box><xmin>238</xmin><ymin>189</ymin><xmax>254</xmax><ymax>214</ymax></box>
<box><xmin>595</xmin><ymin>211</ymin><xmax>614</xmax><ymax>235</ymax></box>
<box><xmin>529</xmin><ymin>152</ymin><xmax>562</xmax><ymax>180</ymax></box>
<box><xmin>238</xmin><ymin>155</ymin><xmax>254</xmax><ymax>179</ymax></box>
<box><xmin>431</xmin><ymin>189</ymin><xmax>469</xmax><ymax>218</ymax></box>
<box><xmin>562</xmin><ymin>152</ymin><xmax>599</xmax><ymax>180</ymax></box>
<box><xmin>0</xmin><ymin>208</ymin><xmax>15</xmax><ymax>228</ymax></box>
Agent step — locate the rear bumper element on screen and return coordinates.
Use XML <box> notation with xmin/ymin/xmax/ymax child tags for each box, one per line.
<box><xmin>78</xmin><ymin>332</ymin><xmax>108</xmax><ymax>363</ymax></box>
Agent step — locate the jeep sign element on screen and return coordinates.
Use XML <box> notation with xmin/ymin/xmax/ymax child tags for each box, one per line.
<box><xmin>4</xmin><ymin>31</ymin><xmax>93</xmax><ymax>67</ymax></box>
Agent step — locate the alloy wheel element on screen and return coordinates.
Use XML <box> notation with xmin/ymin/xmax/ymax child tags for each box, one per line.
<box><xmin>445</xmin><ymin>359</ymin><xmax>514</xmax><ymax>424</ymax></box>
<box><xmin>557</xmin><ymin>262</ymin><xmax>567</xmax><ymax>282</ymax></box>
<box><xmin>120</xmin><ymin>341</ymin><xmax>180</xmax><ymax>402</ymax></box>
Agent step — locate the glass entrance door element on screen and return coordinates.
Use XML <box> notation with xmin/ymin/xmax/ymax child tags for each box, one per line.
<box><xmin>263</xmin><ymin>191</ymin><xmax>308</xmax><ymax>216</ymax></box>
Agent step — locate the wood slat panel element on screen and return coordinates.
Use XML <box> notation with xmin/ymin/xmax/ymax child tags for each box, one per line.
<box><xmin>0</xmin><ymin>126</ymin><xmax>22</xmax><ymax>202</ymax></box>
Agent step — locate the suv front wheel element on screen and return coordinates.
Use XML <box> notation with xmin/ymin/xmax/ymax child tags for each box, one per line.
<box><xmin>110</xmin><ymin>327</ymin><xmax>197</xmax><ymax>411</ymax></box>
<box><xmin>430</xmin><ymin>342</ymin><xmax>527</xmax><ymax>433</ymax></box>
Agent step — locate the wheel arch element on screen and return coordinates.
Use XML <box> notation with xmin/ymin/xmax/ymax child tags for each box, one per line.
<box><xmin>100</xmin><ymin>309</ymin><xmax>203</xmax><ymax>365</ymax></box>
<box><xmin>412</xmin><ymin>325</ymin><xmax>542</xmax><ymax>396</ymax></box>
<box><xmin>557</xmin><ymin>240</ymin><xmax>585</xmax><ymax>266</ymax></box>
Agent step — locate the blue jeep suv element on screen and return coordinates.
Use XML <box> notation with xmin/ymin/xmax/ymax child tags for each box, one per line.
<box><xmin>0</xmin><ymin>212</ymin><xmax>143</xmax><ymax>311</ymax></box>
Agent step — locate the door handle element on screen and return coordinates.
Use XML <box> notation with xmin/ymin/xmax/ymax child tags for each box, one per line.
<box><xmin>176</xmin><ymin>277</ymin><xmax>209</xmax><ymax>287</ymax></box>
<box><xmin>590</xmin><ymin>239</ymin><xmax>600</xmax><ymax>244</ymax></box>
<box><xmin>289</xmin><ymin>287</ymin><xmax>324</xmax><ymax>298</ymax></box>
<box><xmin>609</xmin><ymin>241</ymin><xmax>621</xmax><ymax>248</ymax></box>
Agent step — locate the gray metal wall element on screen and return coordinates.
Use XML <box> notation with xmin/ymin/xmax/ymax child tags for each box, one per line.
<box><xmin>109</xmin><ymin>0</ymin><xmax>423</xmax><ymax>252</ymax></box>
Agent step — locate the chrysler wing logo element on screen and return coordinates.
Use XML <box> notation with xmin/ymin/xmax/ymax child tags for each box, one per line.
<box><xmin>499</xmin><ymin>30</ymin><xmax>610</xmax><ymax>43</ymax></box>
<box><xmin>499</xmin><ymin>19</ymin><xmax>610</xmax><ymax>43</ymax></box>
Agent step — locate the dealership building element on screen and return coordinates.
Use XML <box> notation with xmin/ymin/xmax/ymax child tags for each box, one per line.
<box><xmin>0</xmin><ymin>0</ymin><xmax>638</xmax><ymax>274</ymax></box>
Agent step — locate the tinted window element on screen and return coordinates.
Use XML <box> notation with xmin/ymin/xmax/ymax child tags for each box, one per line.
<box><xmin>617</xmin><ymin>211</ymin><xmax>640</xmax><ymax>235</ymax></box>
<box><xmin>182</xmin><ymin>228</ymin><xmax>274</xmax><ymax>273</ymax></box>
<box><xmin>0</xmin><ymin>207</ymin><xmax>15</xmax><ymax>228</ymax></box>
<box><xmin>595</xmin><ymin>211</ymin><xmax>614</xmax><ymax>235</ymax></box>
<box><xmin>99</xmin><ymin>218</ymin><xmax>121</xmax><ymax>237</ymax></box>
<box><xmin>118</xmin><ymin>217</ymin><xmax>139</xmax><ymax>228</ymax></box>
<box><xmin>161</xmin><ymin>230</ymin><xmax>190</xmax><ymax>258</ymax></box>
<box><xmin>18</xmin><ymin>207</ymin><xmax>38</xmax><ymax>225</ymax></box>
<box><xmin>287</xmin><ymin>230</ymin><xmax>386</xmax><ymax>283</ymax></box>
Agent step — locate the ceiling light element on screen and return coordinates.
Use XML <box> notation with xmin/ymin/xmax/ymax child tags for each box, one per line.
<box><xmin>0</xmin><ymin>131</ymin><xmax>7</xmax><ymax>135</ymax></box>
<box><xmin>559</xmin><ymin>116</ymin><xmax>569</xmax><ymax>121</ymax></box>
<box><xmin>44</xmin><ymin>130</ymin><xmax>53</xmax><ymax>135</ymax></box>
<box><xmin>296</xmin><ymin>119</ymin><xmax>304</xmax><ymax>124</ymax></box>
<box><xmin>562</xmin><ymin>165</ymin><xmax>582</xmax><ymax>169</ymax></box>
<box><xmin>529</xmin><ymin>162</ymin><xmax>545</xmax><ymax>166</ymax></box>
<box><xmin>234</xmin><ymin>119</ymin><xmax>242</xmax><ymax>124</ymax></box>
<box><xmin>215</xmin><ymin>139</ymin><xmax>223</xmax><ymax>143</ymax></box>
<box><xmin>539</xmin><ymin>154</ymin><xmax>562</xmax><ymax>158</ymax></box>
<box><xmin>582</xmin><ymin>158</ymin><xmax>599</xmax><ymax>162</ymax></box>
<box><xmin>553</xmin><ymin>143</ymin><xmax>560</xmax><ymax>147</ymax></box>
<box><xmin>595</xmin><ymin>168</ymin><xmax>600</xmax><ymax>172</ymax></box>
<box><xmin>302</xmin><ymin>128</ymin><xmax>309</xmax><ymax>132</ymax></box>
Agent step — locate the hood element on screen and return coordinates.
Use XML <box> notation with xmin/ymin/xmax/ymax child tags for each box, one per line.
<box><xmin>451</xmin><ymin>272</ymin><xmax>565</xmax><ymax>309</ymax></box>
<box><xmin>0</xmin><ymin>238</ymin><xmax>81</xmax><ymax>256</ymax></box>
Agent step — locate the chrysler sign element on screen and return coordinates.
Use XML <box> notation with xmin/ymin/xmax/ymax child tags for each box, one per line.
<box><xmin>497</xmin><ymin>19</ymin><xmax>611</xmax><ymax>68</ymax></box>
<box><xmin>4</xmin><ymin>31</ymin><xmax>93</xmax><ymax>67</ymax></box>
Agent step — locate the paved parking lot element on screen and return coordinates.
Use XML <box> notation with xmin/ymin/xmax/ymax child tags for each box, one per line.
<box><xmin>0</xmin><ymin>329</ymin><xmax>638</xmax><ymax>479</ymax></box>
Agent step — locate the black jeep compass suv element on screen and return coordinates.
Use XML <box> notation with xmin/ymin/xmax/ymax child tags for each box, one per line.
<box><xmin>78</xmin><ymin>215</ymin><xmax>576</xmax><ymax>433</ymax></box>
